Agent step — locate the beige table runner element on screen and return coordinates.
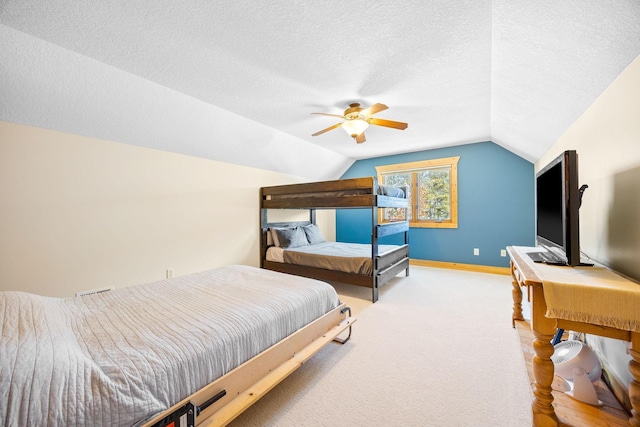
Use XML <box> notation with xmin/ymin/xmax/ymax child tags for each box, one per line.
<box><xmin>533</xmin><ymin>261</ymin><xmax>640</xmax><ymax>333</ymax></box>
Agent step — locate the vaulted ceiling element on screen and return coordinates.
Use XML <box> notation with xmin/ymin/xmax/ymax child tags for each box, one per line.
<box><xmin>1</xmin><ymin>1</ymin><xmax>639</xmax><ymax>179</ymax></box>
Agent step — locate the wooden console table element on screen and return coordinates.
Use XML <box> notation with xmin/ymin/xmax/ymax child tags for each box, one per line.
<box><xmin>507</xmin><ymin>246</ymin><xmax>640</xmax><ymax>427</ymax></box>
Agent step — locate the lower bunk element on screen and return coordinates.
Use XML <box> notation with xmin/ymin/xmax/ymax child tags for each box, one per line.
<box><xmin>0</xmin><ymin>265</ymin><xmax>355</xmax><ymax>427</ymax></box>
<box><xmin>262</xmin><ymin>221</ymin><xmax>410</xmax><ymax>302</ymax></box>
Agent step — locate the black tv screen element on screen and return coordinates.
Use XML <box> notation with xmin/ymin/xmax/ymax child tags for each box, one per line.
<box><xmin>536</xmin><ymin>161</ymin><xmax>564</xmax><ymax>247</ymax></box>
<box><xmin>535</xmin><ymin>150</ymin><xmax>581</xmax><ymax>266</ymax></box>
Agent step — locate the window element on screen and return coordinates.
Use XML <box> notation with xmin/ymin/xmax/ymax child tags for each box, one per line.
<box><xmin>376</xmin><ymin>156</ymin><xmax>459</xmax><ymax>228</ymax></box>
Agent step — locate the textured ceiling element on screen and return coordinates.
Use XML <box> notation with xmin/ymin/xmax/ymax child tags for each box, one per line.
<box><xmin>1</xmin><ymin>1</ymin><xmax>639</xmax><ymax>178</ymax></box>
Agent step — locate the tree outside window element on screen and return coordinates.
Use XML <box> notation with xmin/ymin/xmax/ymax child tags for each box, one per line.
<box><xmin>376</xmin><ymin>156</ymin><xmax>459</xmax><ymax>228</ymax></box>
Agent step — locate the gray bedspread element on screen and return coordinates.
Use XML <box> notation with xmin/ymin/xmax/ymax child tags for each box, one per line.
<box><xmin>283</xmin><ymin>242</ymin><xmax>401</xmax><ymax>275</ymax></box>
<box><xmin>0</xmin><ymin>265</ymin><xmax>339</xmax><ymax>426</ymax></box>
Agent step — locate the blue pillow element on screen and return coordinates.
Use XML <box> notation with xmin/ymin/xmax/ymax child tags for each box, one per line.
<box><xmin>378</xmin><ymin>184</ymin><xmax>405</xmax><ymax>198</ymax></box>
<box><xmin>273</xmin><ymin>226</ymin><xmax>309</xmax><ymax>249</ymax></box>
<box><xmin>303</xmin><ymin>224</ymin><xmax>326</xmax><ymax>245</ymax></box>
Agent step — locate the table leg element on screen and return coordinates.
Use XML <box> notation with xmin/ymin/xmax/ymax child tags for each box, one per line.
<box><xmin>629</xmin><ymin>332</ymin><xmax>640</xmax><ymax>427</ymax></box>
<box><xmin>511</xmin><ymin>262</ymin><xmax>524</xmax><ymax>327</ymax></box>
<box><xmin>531</xmin><ymin>284</ymin><xmax>559</xmax><ymax>427</ymax></box>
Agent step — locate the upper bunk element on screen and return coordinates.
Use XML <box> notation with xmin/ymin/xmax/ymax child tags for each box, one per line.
<box><xmin>260</xmin><ymin>176</ymin><xmax>408</xmax><ymax>210</ymax></box>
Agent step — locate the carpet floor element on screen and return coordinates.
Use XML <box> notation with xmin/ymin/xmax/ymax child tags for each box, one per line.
<box><xmin>229</xmin><ymin>266</ymin><xmax>532</xmax><ymax>426</ymax></box>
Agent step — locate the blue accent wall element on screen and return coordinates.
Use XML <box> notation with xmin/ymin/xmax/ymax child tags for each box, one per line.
<box><xmin>337</xmin><ymin>141</ymin><xmax>535</xmax><ymax>267</ymax></box>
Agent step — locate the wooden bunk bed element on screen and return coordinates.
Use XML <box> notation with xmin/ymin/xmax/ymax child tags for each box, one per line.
<box><xmin>260</xmin><ymin>176</ymin><xmax>410</xmax><ymax>302</ymax></box>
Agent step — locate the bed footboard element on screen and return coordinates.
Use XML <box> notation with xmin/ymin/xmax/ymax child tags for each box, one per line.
<box><xmin>377</xmin><ymin>244</ymin><xmax>409</xmax><ymax>270</ymax></box>
<box><xmin>372</xmin><ymin>244</ymin><xmax>410</xmax><ymax>302</ymax></box>
<box><xmin>376</xmin><ymin>244</ymin><xmax>410</xmax><ymax>283</ymax></box>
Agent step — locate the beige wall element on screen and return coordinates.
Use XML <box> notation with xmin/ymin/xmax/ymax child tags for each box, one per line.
<box><xmin>0</xmin><ymin>121</ymin><xmax>335</xmax><ymax>297</ymax></box>
<box><xmin>536</xmin><ymin>54</ymin><xmax>640</xmax><ymax>278</ymax></box>
<box><xmin>536</xmin><ymin>54</ymin><xmax>640</xmax><ymax>408</ymax></box>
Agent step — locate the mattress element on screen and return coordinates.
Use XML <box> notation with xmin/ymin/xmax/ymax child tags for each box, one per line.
<box><xmin>0</xmin><ymin>265</ymin><xmax>339</xmax><ymax>426</ymax></box>
<box><xmin>266</xmin><ymin>241</ymin><xmax>402</xmax><ymax>275</ymax></box>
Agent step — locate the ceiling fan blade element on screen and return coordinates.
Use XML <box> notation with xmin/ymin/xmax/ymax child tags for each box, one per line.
<box><xmin>355</xmin><ymin>132</ymin><xmax>366</xmax><ymax>144</ymax></box>
<box><xmin>369</xmin><ymin>117</ymin><xmax>408</xmax><ymax>130</ymax></box>
<box><xmin>312</xmin><ymin>122</ymin><xmax>343</xmax><ymax>136</ymax></box>
<box><xmin>360</xmin><ymin>103</ymin><xmax>388</xmax><ymax>117</ymax></box>
<box><xmin>311</xmin><ymin>112</ymin><xmax>345</xmax><ymax>119</ymax></box>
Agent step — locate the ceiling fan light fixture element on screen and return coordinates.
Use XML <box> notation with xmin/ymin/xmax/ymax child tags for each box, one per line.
<box><xmin>311</xmin><ymin>102</ymin><xmax>406</xmax><ymax>142</ymax></box>
<box><xmin>341</xmin><ymin>119</ymin><xmax>369</xmax><ymax>137</ymax></box>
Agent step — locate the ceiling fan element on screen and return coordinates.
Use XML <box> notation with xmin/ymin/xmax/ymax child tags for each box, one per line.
<box><xmin>311</xmin><ymin>103</ymin><xmax>408</xmax><ymax>144</ymax></box>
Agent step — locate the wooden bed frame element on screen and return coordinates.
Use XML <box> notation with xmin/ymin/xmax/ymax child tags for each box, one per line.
<box><xmin>141</xmin><ymin>303</ymin><xmax>355</xmax><ymax>427</ymax></box>
<box><xmin>260</xmin><ymin>177</ymin><xmax>410</xmax><ymax>302</ymax></box>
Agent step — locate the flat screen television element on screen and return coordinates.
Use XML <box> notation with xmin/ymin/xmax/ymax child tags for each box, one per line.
<box><xmin>535</xmin><ymin>150</ymin><xmax>586</xmax><ymax>266</ymax></box>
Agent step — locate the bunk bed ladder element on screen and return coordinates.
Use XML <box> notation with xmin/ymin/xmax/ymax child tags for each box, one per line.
<box><xmin>372</xmin><ymin>202</ymin><xmax>380</xmax><ymax>303</ymax></box>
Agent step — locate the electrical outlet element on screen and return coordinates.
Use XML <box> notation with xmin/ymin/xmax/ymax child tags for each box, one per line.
<box><xmin>500</xmin><ymin>249</ymin><xmax>507</xmax><ymax>257</ymax></box>
<box><xmin>473</xmin><ymin>248</ymin><xmax>479</xmax><ymax>256</ymax></box>
<box><xmin>166</xmin><ymin>269</ymin><xmax>174</xmax><ymax>279</ymax></box>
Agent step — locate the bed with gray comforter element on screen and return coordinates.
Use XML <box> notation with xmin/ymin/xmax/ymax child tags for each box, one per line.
<box><xmin>0</xmin><ymin>265</ymin><xmax>340</xmax><ymax>426</ymax></box>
